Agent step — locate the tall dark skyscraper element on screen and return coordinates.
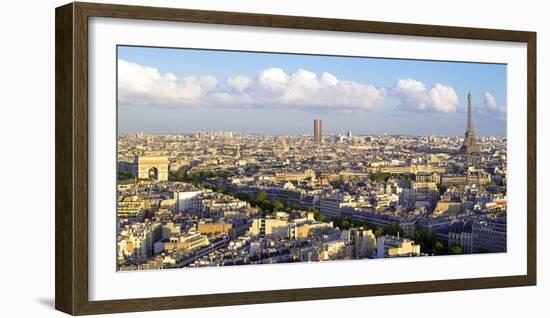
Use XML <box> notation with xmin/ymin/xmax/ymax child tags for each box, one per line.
<box><xmin>460</xmin><ymin>91</ymin><xmax>480</xmax><ymax>155</ymax></box>
<box><xmin>313</xmin><ymin>119</ymin><xmax>322</xmax><ymax>143</ymax></box>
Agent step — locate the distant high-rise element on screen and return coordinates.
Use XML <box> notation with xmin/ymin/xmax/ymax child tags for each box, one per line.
<box><xmin>280</xmin><ymin>136</ymin><xmax>289</xmax><ymax>152</ymax></box>
<box><xmin>235</xmin><ymin>144</ymin><xmax>241</xmax><ymax>158</ymax></box>
<box><xmin>313</xmin><ymin>119</ymin><xmax>322</xmax><ymax>143</ymax></box>
<box><xmin>460</xmin><ymin>91</ymin><xmax>480</xmax><ymax>155</ymax></box>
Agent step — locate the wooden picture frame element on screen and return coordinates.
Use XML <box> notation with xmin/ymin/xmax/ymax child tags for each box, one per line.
<box><xmin>55</xmin><ymin>1</ymin><xmax>537</xmax><ymax>315</ymax></box>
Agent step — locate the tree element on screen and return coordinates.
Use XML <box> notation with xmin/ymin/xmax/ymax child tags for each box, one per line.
<box><xmin>117</xmin><ymin>170</ymin><xmax>135</xmax><ymax>181</ymax></box>
<box><xmin>400</xmin><ymin>174</ymin><xmax>415</xmax><ymax>187</ymax></box>
<box><xmin>413</xmin><ymin>229</ymin><xmax>438</xmax><ymax>254</ymax></box>
<box><xmin>450</xmin><ymin>245</ymin><xmax>463</xmax><ymax>255</ymax></box>
<box><xmin>373</xmin><ymin>228</ymin><xmax>383</xmax><ymax>237</ymax></box>
<box><xmin>256</xmin><ymin>191</ymin><xmax>268</xmax><ymax>202</ymax></box>
<box><xmin>178</xmin><ymin>167</ymin><xmax>188</xmax><ymax>179</ymax></box>
<box><xmin>371</xmin><ymin>172</ymin><xmax>391</xmax><ymax>183</ymax></box>
<box><xmin>233</xmin><ymin>192</ymin><xmax>250</xmax><ymax>201</ymax></box>
<box><xmin>306</xmin><ymin>207</ymin><xmax>320</xmax><ymax>214</ymax></box>
<box><xmin>273</xmin><ymin>200</ymin><xmax>285</xmax><ymax>212</ymax></box>
<box><xmin>329</xmin><ymin>177</ymin><xmax>344</xmax><ymax>189</ymax></box>
<box><xmin>432</xmin><ymin>241</ymin><xmax>446</xmax><ymax>255</ymax></box>
<box><xmin>477</xmin><ymin>247</ymin><xmax>490</xmax><ymax>254</ymax></box>
<box><xmin>244</xmin><ymin>163</ymin><xmax>259</xmax><ymax>174</ymax></box>
<box><xmin>340</xmin><ymin>219</ymin><xmax>351</xmax><ymax>230</ymax></box>
<box><xmin>314</xmin><ymin>213</ymin><xmax>328</xmax><ymax>222</ymax></box>
<box><xmin>384</xmin><ymin>223</ymin><xmax>404</xmax><ymax>236</ymax></box>
<box><xmin>437</xmin><ymin>184</ymin><xmax>448</xmax><ymax>196</ymax></box>
<box><xmin>217</xmin><ymin>170</ymin><xmax>235</xmax><ymax>179</ymax></box>
<box><xmin>331</xmin><ymin>217</ymin><xmax>342</xmax><ymax>228</ymax></box>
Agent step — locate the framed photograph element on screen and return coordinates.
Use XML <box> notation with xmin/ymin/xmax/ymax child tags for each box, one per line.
<box><xmin>55</xmin><ymin>2</ymin><xmax>536</xmax><ymax>315</ymax></box>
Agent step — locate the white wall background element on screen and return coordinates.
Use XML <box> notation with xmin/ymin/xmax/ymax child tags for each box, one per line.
<box><xmin>0</xmin><ymin>0</ymin><xmax>547</xmax><ymax>317</ymax></box>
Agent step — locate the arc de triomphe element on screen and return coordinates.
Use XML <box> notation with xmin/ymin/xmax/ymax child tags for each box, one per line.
<box><xmin>135</xmin><ymin>156</ymin><xmax>169</xmax><ymax>181</ymax></box>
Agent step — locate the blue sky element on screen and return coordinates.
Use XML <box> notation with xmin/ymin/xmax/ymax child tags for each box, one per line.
<box><xmin>117</xmin><ymin>45</ymin><xmax>507</xmax><ymax>136</ymax></box>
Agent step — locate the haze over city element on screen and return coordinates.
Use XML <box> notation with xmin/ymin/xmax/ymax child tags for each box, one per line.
<box><xmin>117</xmin><ymin>46</ymin><xmax>507</xmax><ymax>136</ymax></box>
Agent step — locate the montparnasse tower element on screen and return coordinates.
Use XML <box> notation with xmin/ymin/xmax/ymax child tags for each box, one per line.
<box><xmin>460</xmin><ymin>91</ymin><xmax>480</xmax><ymax>155</ymax></box>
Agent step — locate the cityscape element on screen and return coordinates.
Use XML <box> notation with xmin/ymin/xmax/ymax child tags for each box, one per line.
<box><xmin>116</xmin><ymin>47</ymin><xmax>507</xmax><ymax>271</ymax></box>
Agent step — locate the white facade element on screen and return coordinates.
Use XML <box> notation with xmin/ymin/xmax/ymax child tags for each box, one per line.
<box><xmin>175</xmin><ymin>191</ymin><xmax>203</xmax><ymax>214</ymax></box>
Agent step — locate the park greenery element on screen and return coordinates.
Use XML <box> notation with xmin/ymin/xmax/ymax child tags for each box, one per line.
<box><xmin>370</xmin><ymin>172</ymin><xmax>415</xmax><ymax>187</ymax></box>
<box><xmin>412</xmin><ymin>229</ymin><xmax>450</xmax><ymax>255</ymax></box>
<box><xmin>200</xmin><ymin>182</ymin><xmax>332</xmax><ymax>222</ymax></box>
<box><xmin>370</xmin><ymin>172</ymin><xmax>392</xmax><ymax>183</ymax></box>
<box><xmin>202</xmin><ymin>186</ymin><xmax>293</xmax><ymax>216</ymax></box>
<box><xmin>437</xmin><ymin>184</ymin><xmax>448</xmax><ymax>195</ymax></box>
<box><xmin>170</xmin><ymin>167</ymin><xmax>235</xmax><ymax>184</ymax></box>
<box><xmin>329</xmin><ymin>177</ymin><xmax>345</xmax><ymax>189</ymax></box>
<box><xmin>450</xmin><ymin>245</ymin><xmax>463</xmax><ymax>255</ymax></box>
<box><xmin>117</xmin><ymin>170</ymin><xmax>135</xmax><ymax>182</ymax></box>
<box><xmin>330</xmin><ymin>218</ymin><xmax>405</xmax><ymax>238</ymax></box>
<box><xmin>399</xmin><ymin>174</ymin><xmax>415</xmax><ymax>187</ymax></box>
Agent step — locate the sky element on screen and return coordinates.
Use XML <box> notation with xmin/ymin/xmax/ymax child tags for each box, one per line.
<box><xmin>117</xmin><ymin>45</ymin><xmax>507</xmax><ymax>136</ymax></box>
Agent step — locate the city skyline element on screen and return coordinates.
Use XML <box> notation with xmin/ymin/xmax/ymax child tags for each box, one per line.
<box><xmin>117</xmin><ymin>125</ymin><xmax>507</xmax><ymax>270</ymax></box>
<box><xmin>117</xmin><ymin>46</ymin><xmax>507</xmax><ymax>136</ymax></box>
<box><xmin>118</xmin><ymin>108</ymin><xmax>498</xmax><ymax>138</ymax></box>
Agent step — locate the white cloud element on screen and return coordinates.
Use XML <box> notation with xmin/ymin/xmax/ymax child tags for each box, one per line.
<box><xmin>227</xmin><ymin>75</ymin><xmax>252</xmax><ymax>91</ymax></box>
<box><xmin>118</xmin><ymin>60</ymin><xmax>388</xmax><ymax>112</ymax></box>
<box><xmin>482</xmin><ymin>92</ymin><xmax>506</xmax><ymax>115</ymax></box>
<box><xmin>321</xmin><ymin>72</ymin><xmax>339</xmax><ymax>86</ymax></box>
<box><xmin>118</xmin><ymin>59</ymin><xmax>218</xmax><ymax>106</ymax></box>
<box><xmin>391</xmin><ymin>79</ymin><xmax>459</xmax><ymax>113</ymax></box>
<box><xmin>483</xmin><ymin>91</ymin><xmax>497</xmax><ymax>110</ymax></box>
<box><xmin>481</xmin><ymin>92</ymin><xmax>507</xmax><ymax>119</ymax></box>
<box><xmin>259</xmin><ymin>68</ymin><xmax>290</xmax><ymax>91</ymax></box>
<box><xmin>118</xmin><ymin>59</ymin><xmax>472</xmax><ymax>116</ymax></box>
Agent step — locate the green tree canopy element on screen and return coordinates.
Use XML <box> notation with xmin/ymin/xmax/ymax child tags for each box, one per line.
<box><xmin>437</xmin><ymin>184</ymin><xmax>448</xmax><ymax>196</ymax></box>
<box><xmin>450</xmin><ymin>245</ymin><xmax>463</xmax><ymax>255</ymax></box>
<box><xmin>233</xmin><ymin>191</ymin><xmax>251</xmax><ymax>201</ymax></box>
<box><xmin>432</xmin><ymin>241</ymin><xmax>446</xmax><ymax>255</ymax></box>
<box><xmin>314</xmin><ymin>213</ymin><xmax>328</xmax><ymax>222</ymax></box>
<box><xmin>329</xmin><ymin>177</ymin><xmax>345</xmax><ymax>189</ymax></box>
<box><xmin>339</xmin><ymin>219</ymin><xmax>352</xmax><ymax>230</ymax></box>
<box><xmin>117</xmin><ymin>170</ymin><xmax>135</xmax><ymax>181</ymax></box>
<box><xmin>477</xmin><ymin>247</ymin><xmax>490</xmax><ymax>254</ymax></box>
<box><xmin>273</xmin><ymin>200</ymin><xmax>285</xmax><ymax>212</ymax></box>
<box><xmin>256</xmin><ymin>191</ymin><xmax>268</xmax><ymax>202</ymax></box>
<box><xmin>371</xmin><ymin>172</ymin><xmax>392</xmax><ymax>182</ymax></box>
<box><xmin>383</xmin><ymin>223</ymin><xmax>404</xmax><ymax>236</ymax></box>
<box><xmin>413</xmin><ymin>230</ymin><xmax>441</xmax><ymax>255</ymax></box>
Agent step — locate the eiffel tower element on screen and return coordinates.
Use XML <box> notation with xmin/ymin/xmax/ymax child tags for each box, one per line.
<box><xmin>460</xmin><ymin>91</ymin><xmax>480</xmax><ymax>155</ymax></box>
